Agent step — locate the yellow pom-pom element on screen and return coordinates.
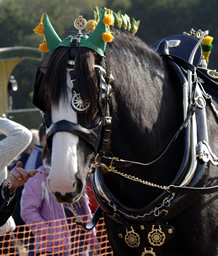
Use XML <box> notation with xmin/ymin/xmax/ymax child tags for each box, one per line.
<box><xmin>39</xmin><ymin>39</ymin><xmax>48</xmax><ymax>52</ymax></box>
<box><xmin>102</xmin><ymin>31</ymin><xmax>114</xmax><ymax>42</ymax></box>
<box><xmin>103</xmin><ymin>14</ymin><xmax>114</xmax><ymax>26</ymax></box>
<box><xmin>33</xmin><ymin>23</ymin><xmax>44</xmax><ymax>35</ymax></box>
<box><xmin>86</xmin><ymin>20</ymin><xmax>98</xmax><ymax>32</ymax></box>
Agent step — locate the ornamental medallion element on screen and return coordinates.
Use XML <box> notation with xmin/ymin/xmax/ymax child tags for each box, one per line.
<box><xmin>147</xmin><ymin>225</ymin><xmax>166</xmax><ymax>247</ymax></box>
<box><xmin>71</xmin><ymin>91</ymin><xmax>90</xmax><ymax>113</ymax></box>
<box><xmin>124</xmin><ymin>227</ymin><xmax>140</xmax><ymax>248</ymax></box>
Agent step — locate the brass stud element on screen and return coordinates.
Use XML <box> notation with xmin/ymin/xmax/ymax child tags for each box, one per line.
<box><xmin>168</xmin><ymin>228</ymin><xmax>173</xmax><ymax>234</ymax></box>
<box><xmin>118</xmin><ymin>233</ymin><xmax>123</xmax><ymax>238</ymax></box>
<box><xmin>140</xmin><ymin>225</ymin><xmax>145</xmax><ymax>230</ymax></box>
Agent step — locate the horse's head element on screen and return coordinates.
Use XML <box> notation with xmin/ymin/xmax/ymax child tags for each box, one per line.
<box><xmin>34</xmin><ymin>46</ymin><xmax>106</xmax><ymax>203</ymax></box>
<box><xmin>32</xmin><ymin>8</ymin><xmax>141</xmax><ymax>203</ymax></box>
<box><xmin>31</xmin><ymin>9</ymin><xmax>115</xmax><ymax>203</ymax></box>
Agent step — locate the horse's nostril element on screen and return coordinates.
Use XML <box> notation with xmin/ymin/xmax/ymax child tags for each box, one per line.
<box><xmin>53</xmin><ymin>177</ymin><xmax>83</xmax><ymax>203</ymax></box>
<box><xmin>54</xmin><ymin>191</ymin><xmax>79</xmax><ymax>203</ymax></box>
<box><xmin>75</xmin><ymin>177</ymin><xmax>83</xmax><ymax>192</ymax></box>
<box><xmin>54</xmin><ymin>192</ymin><xmax>62</xmax><ymax>202</ymax></box>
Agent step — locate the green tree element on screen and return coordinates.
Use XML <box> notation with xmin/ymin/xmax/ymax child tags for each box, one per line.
<box><xmin>0</xmin><ymin>0</ymin><xmax>217</xmax><ymax>121</ymax></box>
<box><xmin>0</xmin><ymin>0</ymin><xmax>33</xmax><ymax>47</ymax></box>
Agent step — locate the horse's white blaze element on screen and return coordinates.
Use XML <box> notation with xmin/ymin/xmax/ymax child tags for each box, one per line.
<box><xmin>47</xmin><ymin>72</ymin><xmax>79</xmax><ymax>196</ymax></box>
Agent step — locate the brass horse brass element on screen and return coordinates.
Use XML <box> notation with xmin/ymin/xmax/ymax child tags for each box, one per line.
<box><xmin>147</xmin><ymin>225</ymin><xmax>166</xmax><ymax>247</ymax></box>
<box><xmin>124</xmin><ymin>227</ymin><xmax>140</xmax><ymax>248</ymax></box>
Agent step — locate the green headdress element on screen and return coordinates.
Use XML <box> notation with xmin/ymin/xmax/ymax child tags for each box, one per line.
<box><xmin>34</xmin><ymin>7</ymin><xmax>140</xmax><ymax>56</ymax></box>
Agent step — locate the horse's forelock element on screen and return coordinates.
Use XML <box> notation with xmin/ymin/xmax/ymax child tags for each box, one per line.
<box><xmin>75</xmin><ymin>48</ymin><xmax>100</xmax><ymax>117</ymax></box>
<box><xmin>41</xmin><ymin>47</ymin><xmax>69</xmax><ymax>108</ymax></box>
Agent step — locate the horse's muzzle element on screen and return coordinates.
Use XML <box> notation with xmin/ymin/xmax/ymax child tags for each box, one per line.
<box><xmin>52</xmin><ymin>177</ymin><xmax>83</xmax><ymax>203</ymax></box>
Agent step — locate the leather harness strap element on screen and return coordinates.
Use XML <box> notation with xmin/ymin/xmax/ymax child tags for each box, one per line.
<box><xmin>75</xmin><ymin>206</ymin><xmax>103</xmax><ymax>231</ymax></box>
<box><xmin>168</xmin><ymin>184</ymin><xmax>218</xmax><ymax>195</ymax></box>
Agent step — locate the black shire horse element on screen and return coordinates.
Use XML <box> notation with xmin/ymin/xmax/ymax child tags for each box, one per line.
<box><xmin>33</xmin><ymin>26</ymin><xmax>218</xmax><ymax>255</ymax></box>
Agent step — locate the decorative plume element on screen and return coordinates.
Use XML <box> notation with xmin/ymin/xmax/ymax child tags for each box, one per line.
<box><xmin>34</xmin><ymin>7</ymin><xmax>140</xmax><ymax>56</ymax></box>
<box><xmin>131</xmin><ymin>18</ymin><xmax>140</xmax><ymax>36</ymax></box>
<box><xmin>113</xmin><ymin>11</ymin><xmax>122</xmax><ymax>28</ymax></box>
<box><xmin>201</xmin><ymin>36</ymin><xmax>214</xmax><ymax>63</ymax></box>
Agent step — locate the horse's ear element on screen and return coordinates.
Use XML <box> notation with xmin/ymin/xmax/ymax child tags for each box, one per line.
<box><xmin>34</xmin><ymin>13</ymin><xmax>73</xmax><ymax>54</ymax></box>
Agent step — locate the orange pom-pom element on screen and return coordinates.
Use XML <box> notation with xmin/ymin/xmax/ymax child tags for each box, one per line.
<box><xmin>34</xmin><ymin>23</ymin><xmax>44</xmax><ymax>35</ymax></box>
<box><xmin>102</xmin><ymin>31</ymin><xmax>114</xmax><ymax>42</ymax></box>
<box><xmin>39</xmin><ymin>40</ymin><xmax>48</xmax><ymax>52</ymax></box>
<box><xmin>103</xmin><ymin>14</ymin><xmax>114</xmax><ymax>26</ymax></box>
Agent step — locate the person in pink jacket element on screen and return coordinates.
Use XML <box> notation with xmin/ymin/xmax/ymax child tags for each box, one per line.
<box><xmin>21</xmin><ymin>146</ymin><xmax>97</xmax><ymax>256</ymax></box>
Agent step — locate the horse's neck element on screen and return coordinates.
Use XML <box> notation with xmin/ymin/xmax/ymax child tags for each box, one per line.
<box><xmin>107</xmin><ymin>61</ymin><xmax>183</xmax><ymax>206</ymax></box>
<box><xmin>111</xmin><ymin>60</ymin><xmax>182</xmax><ymax>162</ymax></box>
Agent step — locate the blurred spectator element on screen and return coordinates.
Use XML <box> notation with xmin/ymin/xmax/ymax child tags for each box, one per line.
<box><xmin>0</xmin><ymin>162</ymin><xmax>36</xmax><ymax>225</ymax></box>
<box><xmin>12</xmin><ymin>123</ymin><xmax>45</xmax><ymax>255</ymax></box>
<box><xmin>9</xmin><ymin>128</ymin><xmax>39</xmax><ymax>170</ymax></box>
<box><xmin>24</xmin><ymin>123</ymin><xmax>46</xmax><ymax>170</ymax></box>
<box><xmin>21</xmin><ymin>144</ymin><xmax>97</xmax><ymax>256</ymax></box>
<box><xmin>0</xmin><ymin>117</ymin><xmax>33</xmax><ymax>255</ymax></box>
<box><xmin>10</xmin><ymin>129</ymin><xmax>39</xmax><ymax>228</ymax></box>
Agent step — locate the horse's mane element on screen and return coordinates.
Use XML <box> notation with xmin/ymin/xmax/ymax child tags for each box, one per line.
<box><xmin>75</xmin><ymin>29</ymin><xmax>166</xmax><ymax>119</ymax></box>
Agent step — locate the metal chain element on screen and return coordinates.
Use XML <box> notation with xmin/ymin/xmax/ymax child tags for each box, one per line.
<box><xmin>69</xmin><ymin>203</ymin><xmax>81</xmax><ymax>223</ymax></box>
<box><xmin>69</xmin><ymin>203</ymin><xmax>88</xmax><ymax>231</ymax></box>
<box><xmin>107</xmin><ymin>167</ymin><xmax>169</xmax><ymax>191</ymax></box>
<box><xmin>29</xmin><ymin>169</ymin><xmax>49</xmax><ymax>175</ymax></box>
<box><xmin>117</xmin><ymin>193</ymin><xmax>175</xmax><ymax>219</ymax></box>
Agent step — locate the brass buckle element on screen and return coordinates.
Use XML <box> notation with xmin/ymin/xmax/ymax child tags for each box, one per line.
<box><xmin>103</xmin><ymin>116</ymin><xmax>112</xmax><ymax>126</ymax></box>
<box><xmin>109</xmin><ymin>157</ymin><xmax>119</xmax><ymax>170</ymax></box>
